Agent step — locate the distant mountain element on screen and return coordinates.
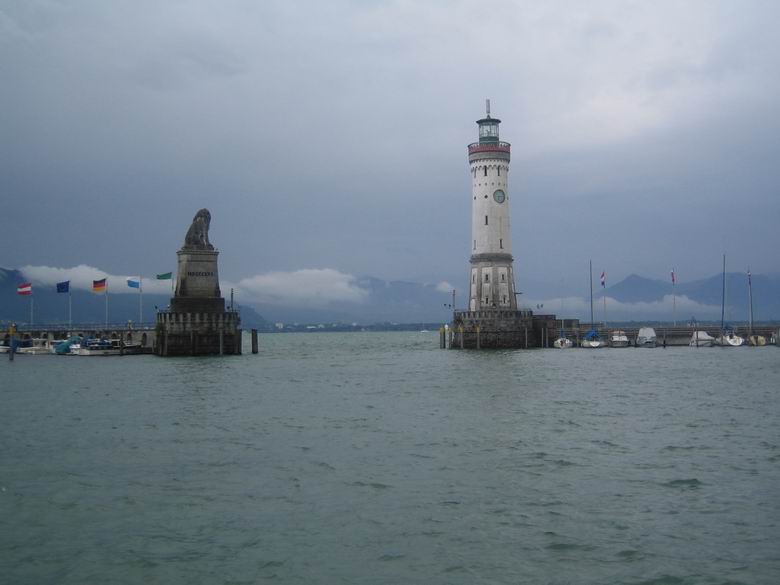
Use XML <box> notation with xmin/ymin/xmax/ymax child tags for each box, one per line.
<box><xmin>598</xmin><ymin>274</ymin><xmax>672</xmax><ymax>303</ymax></box>
<box><xmin>0</xmin><ymin>268</ymin><xmax>270</xmax><ymax>329</ymax></box>
<box><xmin>596</xmin><ymin>271</ymin><xmax>780</xmax><ymax>321</ymax></box>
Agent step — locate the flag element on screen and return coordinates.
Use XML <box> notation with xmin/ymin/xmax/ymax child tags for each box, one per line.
<box><xmin>748</xmin><ymin>269</ymin><xmax>752</xmax><ymax>286</ymax></box>
<box><xmin>671</xmin><ymin>270</ymin><xmax>676</xmax><ymax>285</ymax></box>
<box><xmin>92</xmin><ymin>278</ymin><xmax>107</xmax><ymax>293</ymax></box>
<box><xmin>56</xmin><ymin>281</ymin><xmax>70</xmax><ymax>293</ymax></box>
<box><xmin>17</xmin><ymin>283</ymin><xmax>32</xmax><ymax>296</ymax></box>
<box><xmin>600</xmin><ymin>271</ymin><xmax>606</xmax><ymax>287</ymax></box>
<box><xmin>156</xmin><ymin>272</ymin><xmax>172</xmax><ymax>280</ymax></box>
<box><xmin>127</xmin><ymin>278</ymin><xmax>141</xmax><ymax>289</ymax></box>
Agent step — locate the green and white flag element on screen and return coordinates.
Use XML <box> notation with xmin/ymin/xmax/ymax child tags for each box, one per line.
<box><xmin>156</xmin><ymin>272</ymin><xmax>172</xmax><ymax>280</ymax></box>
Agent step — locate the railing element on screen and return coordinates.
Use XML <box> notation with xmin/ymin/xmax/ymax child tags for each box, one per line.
<box><xmin>3</xmin><ymin>322</ymin><xmax>158</xmax><ymax>332</ymax></box>
<box><xmin>468</xmin><ymin>142</ymin><xmax>511</xmax><ymax>154</ymax></box>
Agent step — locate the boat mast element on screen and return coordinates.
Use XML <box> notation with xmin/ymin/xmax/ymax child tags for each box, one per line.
<box><xmin>720</xmin><ymin>253</ymin><xmax>726</xmax><ymax>333</ymax></box>
<box><xmin>589</xmin><ymin>259</ymin><xmax>594</xmax><ymax>328</ymax></box>
<box><xmin>748</xmin><ymin>267</ymin><xmax>754</xmax><ymax>337</ymax></box>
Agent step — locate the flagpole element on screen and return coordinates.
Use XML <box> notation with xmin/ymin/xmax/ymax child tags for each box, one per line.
<box><xmin>602</xmin><ymin>273</ymin><xmax>607</xmax><ymax>329</ymax></box>
<box><xmin>140</xmin><ymin>276</ymin><xmax>144</xmax><ymax>325</ymax></box>
<box><xmin>748</xmin><ymin>268</ymin><xmax>754</xmax><ymax>338</ymax></box>
<box><xmin>31</xmin><ymin>295</ymin><xmax>34</xmax><ymax>327</ymax></box>
<box><xmin>68</xmin><ymin>290</ymin><xmax>72</xmax><ymax>331</ymax></box>
<box><xmin>105</xmin><ymin>283</ymin><xmax>109</xmax><ymax>329</ymax></box>
<box><xmin>672</xmin><ymin>268</ymin><xmax>677</xmax><ymax>327</ymax></box>
<box><xmin>589</xmin><ymin>260</ymin><xmax>594</xmax><ymax>329</ymax></box>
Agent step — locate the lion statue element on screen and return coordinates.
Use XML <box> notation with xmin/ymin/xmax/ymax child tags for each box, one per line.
<box><xmin>184</xmin><ymin>208</ymin><xmax>214</xmax><ymax>250</ymax></box>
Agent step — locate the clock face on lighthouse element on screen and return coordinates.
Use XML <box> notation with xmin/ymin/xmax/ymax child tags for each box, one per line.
<box><xmin>493</xmin><ymin>189</ymin><xmax>506</xmax><ymax>203</ymax></box>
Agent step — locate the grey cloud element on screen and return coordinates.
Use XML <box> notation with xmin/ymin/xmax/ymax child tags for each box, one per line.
<box><xmin>2</xmin><ymin>0</ymin><xmax>779</xmax><ymax>296</ymax></box>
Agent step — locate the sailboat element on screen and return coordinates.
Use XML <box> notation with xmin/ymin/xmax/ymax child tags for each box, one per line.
<box><xmin>745</xmin><ymin>268</ymin><xmax>766</xmax><ymax>346</ymax></box>
<box><xmin>553</xmin><ymin>319</ymin><xmax>573</xmax><ymax>348</ymax></box>
<box><xmin>714</xmin><ymin>254</ymin><xmax>745</xmax><ymax>347</ymax></box>
<box><xmin>581</xmin><ymin>260</ymin><xmax>605</xmax><ymax>348</ymax></box>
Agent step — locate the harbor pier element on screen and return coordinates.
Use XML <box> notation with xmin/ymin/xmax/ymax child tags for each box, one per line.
<box><xmin>4</xmin><ymin>324</ymin><xmax>157</xmax><ymax>353</ymax></box>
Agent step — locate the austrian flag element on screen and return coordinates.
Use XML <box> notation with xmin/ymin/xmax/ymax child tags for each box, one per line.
<box><xmin>17</xmin><ymin>283</ymin><xmax>32</xmax><ymax>295</ymax></box>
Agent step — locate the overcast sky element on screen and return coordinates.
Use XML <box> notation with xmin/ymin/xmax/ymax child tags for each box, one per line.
<box><xmin>2</xmin><ymin>0</ymin><xmax>779</xmax><ymax>307</ymax></box>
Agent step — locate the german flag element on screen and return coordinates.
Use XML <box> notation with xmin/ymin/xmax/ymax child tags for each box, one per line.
<box><xmin>92</xmin><ymin>278</ymin><xmax>107</xmax><ymax>293</ymax></box>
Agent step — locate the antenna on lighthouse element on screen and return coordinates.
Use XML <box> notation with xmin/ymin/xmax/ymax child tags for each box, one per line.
<box><xmin>486</xmin><ymin>98</ymin><xmax>491</xmax><ymax>117</ymax></box>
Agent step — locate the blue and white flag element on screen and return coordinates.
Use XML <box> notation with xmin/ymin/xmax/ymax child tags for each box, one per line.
<box><xmin>127</xmin><ymin>278</ymin><xmax>141</xmax><ymax>289</ymax></box>
<box><xmin>56</xmin><ymin>281</ymin><xmax>70</xmax><ymax>293</ymax></box>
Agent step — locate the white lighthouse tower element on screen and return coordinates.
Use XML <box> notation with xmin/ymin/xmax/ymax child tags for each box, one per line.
<box><xmin>467</xmin><ymin>100</ymin><xmax>517</xmax><ymax>311</ymax></box>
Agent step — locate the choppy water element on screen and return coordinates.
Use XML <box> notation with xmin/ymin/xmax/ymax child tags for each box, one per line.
<box><xmin>1</xmin><ymin>332</ymin><xmax>779</xmax><ymax>584</ymax></box>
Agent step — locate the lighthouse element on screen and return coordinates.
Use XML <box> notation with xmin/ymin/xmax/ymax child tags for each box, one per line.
<box><xmin>450</xmin><ymin>101</ymin><xmax>568</xmax><ymax>349</ymax></box>
<box><xmin>467</xmin><ymin>100</ymin><xmax>517</xmax><ymax>311</ymax></box>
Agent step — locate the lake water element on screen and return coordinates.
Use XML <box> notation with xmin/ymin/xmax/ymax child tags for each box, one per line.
<box><xmin>2</xmin><ymin>332</ymin><xmax>779</xmax><ymax>584</ymax></box>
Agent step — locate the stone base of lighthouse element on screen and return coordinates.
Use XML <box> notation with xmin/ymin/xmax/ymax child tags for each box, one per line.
<box><xmin>451</xmin><ymin>309</ymin><xmax>567</xmax><ymax>349</ymax></box>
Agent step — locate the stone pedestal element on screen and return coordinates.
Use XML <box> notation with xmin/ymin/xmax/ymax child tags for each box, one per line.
<box><xmin>155</xmin><ymin>310</ymin><xmax>241</xmax><ymax>356</ymax></box>
<box><xmin>154</xmin><ymin>209</ymin><xmax>241</xmax><ymax>356</ymax></box>
<box><xmin>170</xmin><ymin>249</ymin><xmax>224</xmax><ymax>313</ymax></box>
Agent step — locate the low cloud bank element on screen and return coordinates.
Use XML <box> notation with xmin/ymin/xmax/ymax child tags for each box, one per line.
<box><xmin>237</xmin><ymin>268</ymin><xmax>367</xmax><ymax>306</ymax></box>
<box><xmin>20</xmin><ymin>265</ymin><xmax>368</xmax><ymax>306</ymax></box>
<box><xmin>524</xmin><ymin>295</ymin><xmax>722</xmax><ymax>321</ymax></box>
<box><xmin>21</xmin><ymin>264</ymin><xmax>173</xmax><ymax>294</ymax></box>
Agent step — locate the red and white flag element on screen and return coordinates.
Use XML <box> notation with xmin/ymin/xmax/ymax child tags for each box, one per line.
<box><xmin>600</xmin><ymin>271</ymin><xmax>606</xmax><ymax>287</ymax></box>
<box><xmin>671</xmin><ymin>270</ymin><xmax>676</xmax><ymax>285</ymax></box>
<box><xmin>17</xmin><ymin>283</ymin><xmax>32</xmax><ymax>295</ymax></box>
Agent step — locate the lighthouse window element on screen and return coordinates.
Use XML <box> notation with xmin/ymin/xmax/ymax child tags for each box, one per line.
<box><xmin>485</xmin><ymin>274</ymin><xmax>489</xmax><ymax>282</ymax></box>
<box><xmin>485</xmin><ymin>215</ymin><xmax>488</xmax><ymax>225</ymax></box>
<box><xmin>497</xmin><ymin>167</ymin><xmax>500</xmax><ymax>176</ymax></box>
<box><xmin>483</xmin><ymin>167</ymin><xmax>487</xmax><ymax>177</ymax></box>
<box><xmin>473</xmin><ymin>240</ymin><xmax>476</xmax><ymax>250</ymax></box>
<box><xmin>472</xmin><ymin>274</ymin><xmax>476</xmax><ymax>283</ymax></box>
<box><xmin>501</xmin><ymin>273</ymin><xmax>505</xmax><ymax>281</ymax></box>
<box><xmin>500</xmin><ymin>238</ymin><xmax>503</xmax><ymax>249</ymax></box>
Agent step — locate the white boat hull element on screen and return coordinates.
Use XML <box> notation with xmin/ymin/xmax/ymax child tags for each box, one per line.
<box><xmin>714</xmin><ymin>334</ymin><xmax>745</xmax><ymax>347</ymax></box>
<box><xmin>553</xmin><ymin>338</ymin><xmax>573</xmax><ymax>349</ymax></box>
<box><xmin>581</xmin><ymin>339</ymin><xmax>605</xmax><ymax>348</ymax></box>
<box><xmin>610</xmin><ymin>333</ymin><xmax>630</xmax><ymax>347</ymax></box>
<box><xmin>690</xmin><ymin>331</ymin><xmax>715</xmax><ymax>347</ymax></box>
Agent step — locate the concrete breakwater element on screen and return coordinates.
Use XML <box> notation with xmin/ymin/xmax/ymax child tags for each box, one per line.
<box><xmin>442</xmin><ymin>323</ymin><xmax>778</xmax><ymax>349</ymax></box>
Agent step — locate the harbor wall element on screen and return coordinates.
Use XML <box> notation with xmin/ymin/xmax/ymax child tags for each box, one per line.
<box><xmin>2</xmin><ymin>327</ymin><xmax>157</xmax><ymax>350</ymax></box>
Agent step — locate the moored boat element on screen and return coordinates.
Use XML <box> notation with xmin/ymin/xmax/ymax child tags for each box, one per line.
<box><xmin>689</xmin><ymin>331</ymin><xmax>715</xmax><ymax>347</ymax></box>
<box><xmin>581</xmin><ymin>329</ymin><xmax>605</xmax><ymax>348</ymax></box>
<box><xmin>609</xmin><ymin>330</ymin><xmax>629</xmax><ymax>348</ymax></box>
<box><xmin>636</xmin><ymin>327</ymin><xmax>657</xmax><ymax>348</ymax></box>
<box><xmin>714</xmin><ymin>330</ymin><xmax>745</xmax><ymax>347</ymax></box>
<box><xmin>553</xmin><ymin>319</ymin><xmax>573</xmax><ymax>348</ymax></box>
<box><xmin>54</xmin><ymin>336</ymin><xmax>84</xmax><ymax>355</ymax></box>
<box><xmin>553</xmin><ymin>337</ymin><xmax>573</xmax><ymax>349</ymax></box>
<box><xmin>17</xmin><ymin>338</ymin><xmax>58</xmax><ymax>355</ymax></box>
<box><xmin>76</xmin><ymin>338</ymin><xmax>142</xmax><ymax>356</ymax></box>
